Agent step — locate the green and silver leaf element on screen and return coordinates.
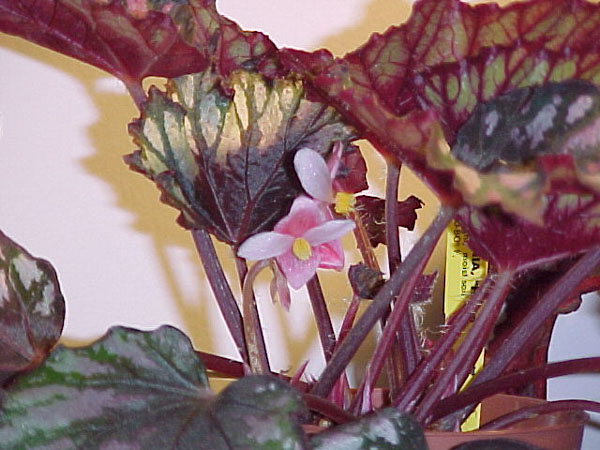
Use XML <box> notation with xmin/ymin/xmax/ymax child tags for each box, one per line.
<box><xmin>0</xmin><ymin>231</ymin><xmax>65</xmax><ymax>384</ymax></box>
<box><xmin>0</xmin><ymin>326</ymin><xmax>310</xmax><ymax>450</ymax></box>
<box><xmin>126</xmin><ymin>69</ymin><xmax>355</xmax><ymax>245</ymax></box>
<box><xmin>310</xmin><ymin>408</ymin><xmax>427</xmax><ymax>450</ymax></box>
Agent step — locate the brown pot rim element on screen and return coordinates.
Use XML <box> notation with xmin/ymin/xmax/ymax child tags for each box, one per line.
<box><xmin>425</xmin><ymin>394</ymin><xmax>589</xmax><ymax>437</ymax></box>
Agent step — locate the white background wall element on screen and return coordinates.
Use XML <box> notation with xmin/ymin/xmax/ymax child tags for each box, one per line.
<box><xmin>0</xmin><ymin>0</ymin><xmax>599</xmax><ymax>447</ymax></box>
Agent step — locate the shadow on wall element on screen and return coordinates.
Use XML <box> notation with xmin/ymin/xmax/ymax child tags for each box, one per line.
<box><xmin>0</xmin><ymin>0</ymin><xmax>447</xmax><ymax>377</ymax></box>
<box><xmin>0</xmin><ymin>33</ymin><xmax>215</xmax><ymax>352</ymax></box>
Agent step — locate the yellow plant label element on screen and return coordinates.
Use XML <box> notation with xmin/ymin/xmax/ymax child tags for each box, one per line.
<box><xmin>444</xmin><ymin>220</ymin><xmax>488</xmax><ymax>431</ymax></box>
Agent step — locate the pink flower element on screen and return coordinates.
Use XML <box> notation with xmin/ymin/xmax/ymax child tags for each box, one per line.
<box><xmin>238</xmin><ymin>196</ymin><xmax>355</xmax><ymax>289</ymax></box>
<box><xmin>294</xmin><ymin>144</ymin><xmax>356</xmax><ymax>215</ymax></box>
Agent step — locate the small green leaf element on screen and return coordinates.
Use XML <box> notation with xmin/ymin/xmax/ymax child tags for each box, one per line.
<box><xmin>0</xmin><ymin>231</ymin><xmax>65</xmax><ymax>383</ymax></box>
<box><xmin>126</xmin><ymin>69</ymin><xmax>354</xmax><ymax>245</ymax></box>
<box><xmin>310</xmin><ymin>408</ymin><xmax>427</xmax><ymax>450</ymax></box>
<box><xmin>0</xmin><ymin>326</ymin><xmax>310</xmax><ymax>450</ymax></box>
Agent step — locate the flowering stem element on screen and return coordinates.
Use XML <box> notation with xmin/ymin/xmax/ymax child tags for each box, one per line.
<box><xmin>385</xmin><ymin>159</ymin><xmax>402</xmax><ymax>270</ymax></box>
<box><xmin>349</xmin><ymin>209</ymin><xmax>379</xmax><ymax>270</ymax></box>
<box><xmin>393</xmin><ymin>274</ymin><xmax>494</xmax><ymax>412</ymax></box>
<box><xmin>383</xmin><ymin>159</ymin><xmax>408</xmax><ymax>397</ymax></box>
<box><xmin>480</xmin><ymin>400</ymin><xmax>600</xmax><ymax>430</ymax></box>
<box><xmin>241</xmin><ymin>259</ymin><xmax>272</xmax><ymax>374</ymax></box>
<box><xmin>307</xmin><ymin>275</ymin><xmax>337</xmax><ymax>361</ymax></box>
<box><xmin>432</xmin><ymin>357</ymin><xmax>600</xmax><ymax>421</ymax></box>
<box><xmin>415</xmin><ymin>270</ymin><xmax>514</xmax><ymax>424</ymax></box>
<box><xmin>191</xmin><ymin>229</ymin><xmax>248</xmax><ymax>363</ymax></box>
<box><xmin>311</xmin><ymin>205</ymin><xmax>456</xmax><ymax>398</ymax></box>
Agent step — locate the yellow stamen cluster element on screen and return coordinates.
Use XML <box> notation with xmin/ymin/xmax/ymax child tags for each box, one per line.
<box><xmin>334</xmin><ymin>192</ymin><xmax>356</xmax><ymax>215</ymax></box>
<box><xmin>292</xmin><ymin>238</ymin><xmax>312</xmax><ymax>260</ymax></box>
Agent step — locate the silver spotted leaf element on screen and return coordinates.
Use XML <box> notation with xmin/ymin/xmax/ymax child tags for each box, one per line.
<box><xmin>126</xmin><ymin>69</ymin><xmax>355</xmax><ymax>245</ymax></box>
<box><xmin>310</xmin><ymin>408</ymin><xmax>427</xmax><ymax>450</ymax></box>
<box><xmin>0</xmin><ymin>325</ymin><xmax>310</xmax><ymax>449</ymax></box>
<box><xmin>0</xmin><ymin>231</ymin><xmax>65</xmax><ymax>384</ymax></box>
<box><xmin>452</xmin><ymin>79</ymin><xmax>600</xmax><ymax>176</ymax></box>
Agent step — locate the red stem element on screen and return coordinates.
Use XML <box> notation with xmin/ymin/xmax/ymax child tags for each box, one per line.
<box><xmin>192</xmin><ymin>229</ymin><xmax>248</xmax><ymax>363</ymax></box>
<box><xmin>472</xmin><ymin>248</ymin><xmax>600</xmax><ymax>390</ymax></box>
<box><xmin>384</xmin><ymin>159</ymin><xmax>421</xmax><ymax>395</ymax></box>
<box><xmin>350</xmin><ymin>242</ymin><xmax>430</xmax><ymax>414</ymax></box>
<box><xmin>393</xmin><ymin>275</ymin><xmax>494</xmax><ymax>412</ymax></box>
<box><xmin>307</xmin><ymin>275</ymin><xmax>337</xmax><ymax>361</ymax></box>
<box><xmin>196</xmin><ymin>351</ymin><xmax>245</xmax><ymax>378</ymax></box>
<box><xmin>125</xmin><ymin>80</ymin><xmax>146</xmax><ymax>110</ymax></box>
<box><xmin>310</xmin><ymin>205</ymin><xmax>456</xmax><ymax>399</ymax></box>
<box><xmin>303</xmin><ymin>394</ymin><xmax>356</xmax><ymax>424</ymax></box>
<box><xmin>414</xmin><ymin>270</ymin><xmax>514</xmax><ymax>424</ymax></box>
<box><xmin>438</xmin><ymin>247</ymin><xmax>600</xmax><ymax>427</ymax></box>
<box><xmin>432</xmin><ymin>357</ymin><xmax>600</xmax><ymax>422</ymax></box>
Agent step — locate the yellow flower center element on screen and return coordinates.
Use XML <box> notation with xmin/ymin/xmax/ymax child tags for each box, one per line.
<box><xmin>292</xmin><ymin>238</ymin><xmax>312</xmax><ymax>261</ymax></box>
<box><xmin>334</xmin><ymin>192</ymin><xmax>356</xmax><ymax>215</ymax></box>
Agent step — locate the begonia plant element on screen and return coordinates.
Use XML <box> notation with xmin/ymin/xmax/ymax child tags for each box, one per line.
<box><xmin>1</xmin><ymin>0</ymin><xmax>600</xmax><ymax>448</ymax></box>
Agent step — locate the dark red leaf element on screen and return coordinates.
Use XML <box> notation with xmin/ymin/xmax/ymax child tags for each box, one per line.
<box><xmin>458</xmin><ymin>193</ymin><xmax>600</xmax><ymax>270</ymax></box>
<box><xmin>356</xmin><ymin>195</ymin><xmax>423</xmax><ymax>248</ymax></box>
<box><xmin>332</xmin><ymin>144</ymin><xmax>368</xmax><ymax>194</ymax></box>
<box><xmin>0</xmin><ymin>0</ymin><xmax>280</xmax><ymax>86</ymax></box>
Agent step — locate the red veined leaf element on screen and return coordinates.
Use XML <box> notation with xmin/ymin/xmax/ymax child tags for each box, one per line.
<box><xmin>0</xmin><ymin>0</ymin><xmax>280</xmax><ymax>87</ymax></box>
<box><xmin>282</xmin><ymin>0</ymin><xmax>600</xmax><ymax>202</ymax></box>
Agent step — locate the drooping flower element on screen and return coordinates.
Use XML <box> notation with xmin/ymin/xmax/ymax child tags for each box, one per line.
<box><xmin>238</xmin><ymin>196</ymin><xmax>355</xmax><ymax>289</ymax></box>
<box><xmin>294</xmin><ymin>143</ymin><xmax>357</xmax><ymax>215</ymax></box>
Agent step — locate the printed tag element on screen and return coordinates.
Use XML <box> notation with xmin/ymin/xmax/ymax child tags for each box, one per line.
<box><xmin>444</xmin><ymin>220</ymin><xmax>488</xmax><ymax>431</ymax></box>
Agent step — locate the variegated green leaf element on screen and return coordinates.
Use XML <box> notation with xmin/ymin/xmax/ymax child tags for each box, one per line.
<box><xmin>126</xmin><ymin>69</ymin><xmax>355</xmax><ymax>245</ymax></box>
<box><xmin>425</xmin><ymin>80</ymin><xmax>600</xmax><ymax>220</ymax></box>
<box><xmin>0</xmin><ymin>326</ymin><xmax>310</xmax><ymax>450</ymax></box>
<box><xmin>0</xmin><ymin>230</ymin><xmax>64</xmax><ymax>384</ymax></box>
<box><xmin>310</xmin><ymin>408</ymin><xmax>427</xmax><ymax>450</ymax></box>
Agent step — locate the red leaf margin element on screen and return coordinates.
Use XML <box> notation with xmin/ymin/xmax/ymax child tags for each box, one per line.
<box><xmin>0</xmin><ymin>0</ymin><xmax>280</xmax><ymax>89</ymax></box>
<box><xmin>282</xmin><ymin>0</ymin><xmax>600</xmax><ymax>203</ymax></box>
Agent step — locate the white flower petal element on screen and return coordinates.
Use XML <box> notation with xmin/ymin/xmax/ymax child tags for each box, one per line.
<box><xmin>294</xmin><ymin>148</ymin><xmax>334</xmax><ymax>203</ymax></box>
<box><xmin>304</xmin><ymin>220</ymin><xmax>355</xmax><ymax>246</ymax></box>
<box><xmin>237</xmin><ymin>232</ymin><xmax>294</xmax><ymax>260</ymax></box>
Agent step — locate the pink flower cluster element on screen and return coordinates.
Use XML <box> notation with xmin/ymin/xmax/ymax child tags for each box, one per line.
<box><xmin>238</xmin><ymin>145</ymin><xmax>355</xmax><ymax>289</ymax></box>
